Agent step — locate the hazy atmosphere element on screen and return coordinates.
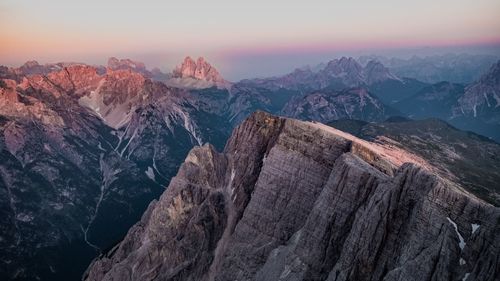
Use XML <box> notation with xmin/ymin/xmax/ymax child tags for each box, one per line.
<box><xmin>1</xmin><ymin>0</ymin><xmax>500</xmax><ymax>79</ymax></box>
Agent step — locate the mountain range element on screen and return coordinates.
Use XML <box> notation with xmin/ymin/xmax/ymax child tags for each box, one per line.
<box><xmin>1</xmin><ymin>54</ymin><xmax>500</xmax><ymax>280</ymax></box>
<box><xmin>358</xmin><ymin>53</ymin><xmax>499</xmax><ymax>84</ymax></box>
<box><xmin>396</xmin><ymin>61</ymin><xmax>500</xmax><ymax>141</ymax></box>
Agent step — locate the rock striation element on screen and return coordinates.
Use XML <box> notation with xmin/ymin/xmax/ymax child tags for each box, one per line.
<box><xmin>84</xmin><ymin>111</ymin><xmax>500</xmax><ymax>281</ymax></box>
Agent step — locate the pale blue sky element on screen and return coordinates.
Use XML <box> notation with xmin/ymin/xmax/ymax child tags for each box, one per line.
<box><xmin>1</xmin><ymin>0</ymin><xmax>499</xmax><ymax>79</ymax></box>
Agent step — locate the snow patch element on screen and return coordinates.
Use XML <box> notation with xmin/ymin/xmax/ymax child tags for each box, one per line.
<box><xmin>459</xmin><ymin>258</ymin><xmax>466</xmax><ymax>266</ymax></box>
<box><xmin>484</xmin><ymin>92</ymin><xmax>491</xmax><ymax>107</ymax></box>
<box><xmin>51</xmin><ymin>202</ymin><xmax>64</xmax><ymax>210</ymax></box>
<box><xmin>43</xmin><ymin>143</ymin><xmax>52</xmax><ymax>152</ymax></box>
<box><xmin>82</xmin><ymin>155</ymin><xmax>122</xmax><ymax>251</ymax></box>
<box><xmin>447</xmin><ymin>217</ymin><xmax>466</xmax><ymax>250</ymax></box>
<box><xmin>280</xmin><ymin>265</ymin><xmax>292</xmax><ymax>279</ymax></box>
<box><xmin>145</xmin><ymin>166</ymin><xmax>155</xmax><ymax>181</ymax></box>
<box><xmin>120</xmin><ymin>128</ymin><xmax>138</xmax><ymax>157</ymax></box>
<box><xmin>178</xmin><ymin>109</ymin><xmax>202</xmax><ymax>146</ymax></box>
<box><xmin>165</xmin><ymin>107</ymin><xmax>203</xmax><ymax>146</ymax></box>
<box><xmin>462</xmin><ymin>273</ymin><xmax>470</xmax><ymax>281</ymax></box>
<box><xmin>97</xmin><ymin>141</ymin><xmax>106</xmax><ymax>151</ymax></box>
<box><xmin>228</xmin><ymin>169</ymin><xmax>236</xmax><ymax>197</ymax></box>
<box><xmin>471</xmin><ymin>223</ymin><xmax>480</xmax><ymax>234</ymax></box>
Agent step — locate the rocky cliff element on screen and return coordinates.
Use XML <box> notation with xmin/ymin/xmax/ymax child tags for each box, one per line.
<box><xmin>84</xmin><ymin>111</ymin><xmax>500</xmax><ymax>281</ymax></box>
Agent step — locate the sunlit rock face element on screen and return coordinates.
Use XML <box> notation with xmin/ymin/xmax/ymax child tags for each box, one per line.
<box><xmin>168</xmin><ymin>56</ymin><xmax>230</xmax><ymax>89</ymax></box>
<box><xmin>173</xmin><ymin>56</ymin><xmax>224</xmax><ymax>83</ymax></box>
<box><xmin>328</xmin><ymin>117</ymin><xmax>500</xmax><ymax>206</ymax></box>
<box><xmin>85</xmin><ymin>112</ymin><xmax>500</xmax><ymax>281</ymax></box>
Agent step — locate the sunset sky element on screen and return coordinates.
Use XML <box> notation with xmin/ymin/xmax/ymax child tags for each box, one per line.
<box><xmin>1</xmin><ymin>0</ymin><xmax>500</xmax><ymax>79</ymax></box>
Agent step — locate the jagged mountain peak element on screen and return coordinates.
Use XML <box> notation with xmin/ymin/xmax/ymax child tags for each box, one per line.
<box><xmin>364</xmin><ymin>59</ymin><xmax>387</xmax><ymax>72</ymax></box>
<box><xmin>169</xmin><ymin>56</ymin><xmax>229</xmax><ymax>89</ymax></box>
<box><xmin>363</xmin><ymin>59</ymin><xmax>401</xmax><ymax>84</ymax></box>
<box><xmin>21</xmin><ymin>60</ymin><xmax>40</xmax><ymax>68</ymax></box>
<box><xmin>173</xmin><ymin>56</ymin><xmax>223</xmax><ymax>82</ymax></box>
<box><xmin>324</xmin><ymin>56</ymin><xmax>363</xmax><ymax>74</ymax></box>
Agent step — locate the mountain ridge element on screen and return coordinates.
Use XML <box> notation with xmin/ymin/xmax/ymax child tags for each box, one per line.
<box><xmin>84</xmin><ymin>111</ymin><xmax>500</xmax><ymax>281</ymax></box>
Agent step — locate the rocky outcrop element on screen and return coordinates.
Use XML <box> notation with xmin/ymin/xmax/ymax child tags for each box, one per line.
<box><xmin>173</xmin><ymin>57</ymin><xmax>223</xmax><ymax>82</ymax></box>
<box><xmin>169</xmin><ymin>57</ymin><xmax>229</xmax><ymax>89</ymax></box>
<box><xmin>84</xmin><ymin>111</ymin><xmax>500</xmax><ymax>281</ymax></box>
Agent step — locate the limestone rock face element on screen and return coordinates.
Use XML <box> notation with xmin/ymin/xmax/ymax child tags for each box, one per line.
<box><xmin>84</xmin><ymin>111</ymin><xmax>500</xmax><ymax>281</ymax></box>
<box><xmin>169</xmin><ymin>57</ymin><xmax>229</xmax><ymax>89</ymax></box>
<box><xmin>173</xmin><ymin>57</ymin><xmax>222</xmax><ymax>82</ymax></box>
